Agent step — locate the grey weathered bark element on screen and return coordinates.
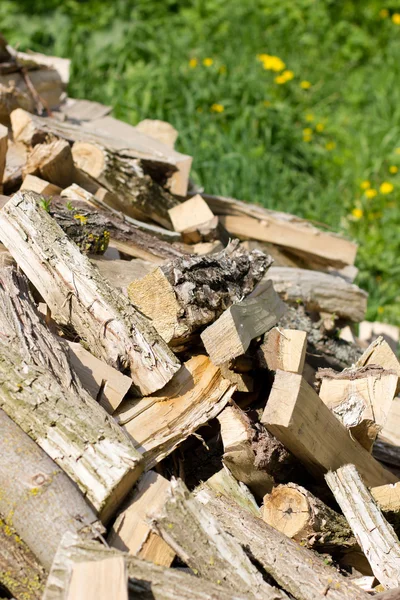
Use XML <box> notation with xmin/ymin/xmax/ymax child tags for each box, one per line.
<box><xmin>196</xmin><ymin>486</ymin><xmax>370</xmax><ymax>600</ymax></box>
<box><xmin>0</xmin><ymin>266</ymin><xmax>143</xmax><ymax>522</ymax></box>
<box><xmin>0</xmin><ymin>191</ymin><xmax>181</xmax><ymax>394</ymax></box>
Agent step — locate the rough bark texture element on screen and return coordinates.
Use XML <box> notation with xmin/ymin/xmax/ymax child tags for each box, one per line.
<box><xmin>0</xmin><ymin>191</ymin><xmax>181</xmax><ymax>394</ymax></box>
<box><xmin>196</xmin><ymin>486</ymin><xmax>370</xmax><ymax>600</ymax></box>
<box><xmin>150</xmin><ymin>479</ymin><xmax>287</xmax><ymax>600</ymax></box>
<box><xmin>0</xmin><ymin>266</ymin><xmax>143</xmax><ymax>522</ymax></box>
<box><xmin>44</xmin><ymin>533</ymin><xmax>247</xmax><ymax>600</ymax></box>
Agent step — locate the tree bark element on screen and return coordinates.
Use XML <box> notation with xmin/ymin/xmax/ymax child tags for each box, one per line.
<box><xmin>0</xmin><ymin>191</ymin><xmax>181</xmax><ymax>394</ymax></box>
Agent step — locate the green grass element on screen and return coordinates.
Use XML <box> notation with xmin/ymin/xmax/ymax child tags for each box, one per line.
<box><xmin>2</xmin><ymin>0</ymin><xmax>400</xmax><ymax>323</ymax></box>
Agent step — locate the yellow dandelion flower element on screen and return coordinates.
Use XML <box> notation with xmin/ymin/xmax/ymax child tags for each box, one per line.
<box><xmin>365</xmin><ymin>188</ymin><xmax>377</xmax><ymax>199</ymax></box>
<box><xmin>303</xmin><ymin>135</ymin><xmax>312</xmax><ymax>143</ymax></box>
<box><xmin>379</xmin><ymin>9</ymin><xmax>389</xmax><ymax>19</ymax></box>
<box><xmin>218</xmin><ymin>65</ymin><xmax>227</xmax><ymax>74</ymax></box>
<box><xmin>189</xmin><ymin>58</ymin><xmax>198</xmax><ymax>68</ymax></box>
<box><xmin>305</xmin><ymin>113</ymin><xmax>314</xmax><ymax>122</ymax></box>
<box><xmin>210</xmin><ymin>103</ymin><xmax>224</xmax><ymax>113</ymax></box>
<box><xmin>380</xmin><ymin>181</ymin><xmax>394</xmax><ymax>194</ymax></box>
<box><xmin>392</xmin><ymin>13</ymin><xmax>400</xmax><ymax>25</ymax></box>
<box><xmin>396</xmin><ymin>148</ymin><xmax>400</xmax><ymax>155</ymax></box>
<box><xmin>316</xmin><ymin>123</ymin><xmax>325</xmax><ymax>132</ymax></box>
<box><xmin>351</xmin><ymin>208</ymin><xmax>363</xmax><ymax>220</ymax></box>
<box><xmin>203</xmin><ymin>58</ymin><xmax>213</xmax><ymax>67</ymax></box>
<box><xmin>389</xmin><ymin>165</ymin><xmax>398</xmax><ymax>174</ymax></box>
<box><xmin>300</xmin><ymin>80</ymin><xmax>311</xmax><ymax>89</ymax></box>
<box><xmin>303</xmin><ymin>128</ymin><xmax>313</xmax><ymax>136</ymax></box>
<box><xmin>325</xmin><ymin>141</ymin><xmax>336</xmax><ymax>151</ymax></box>
<box><xmin>282</xmin><ymin>69</ymin><xmax>294</xmax><ymax>81</ymax></box>
<box><xmin>360</xmin><ymin>180</ymin><xmax>371</xmax><ymax>190</ymax></box>
<box><xmin>275</xmin><ymin>74</ymin><xmax>287</xmax><ymax>85</ymax></box>
<box><xmin>258</xmin><ymin>54</ymin><xmax>286</xmax><ymax>72</ymax></box>
<box><xmin>377</xmin><ymin>306</ymin><xmax>384</xmax><ymax>315</ymax></box>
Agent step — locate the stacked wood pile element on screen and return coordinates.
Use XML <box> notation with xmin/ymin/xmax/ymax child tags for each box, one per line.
<box><xmin>1</xmin><ymin>38</ymin><xmax>400</xmax><ymax>600</ymax></box>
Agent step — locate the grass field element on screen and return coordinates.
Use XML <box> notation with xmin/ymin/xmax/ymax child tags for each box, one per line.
<box><xmin>2</xmin><ymin>0</ymin><xmax>400</xmax><ymax>324</ymax></box>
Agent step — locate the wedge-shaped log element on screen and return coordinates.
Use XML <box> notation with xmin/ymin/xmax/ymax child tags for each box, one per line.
<box><xmin>318</xmin><ymin>366</ymin><xmax>397</xmax><ymax>451</ymax></box>
<box><xmin>21</xmin><ymin>174</ymin><xmax>62</xmax><ymax>195</ymax></box>
<box><xmin>136</xmin><ymin>118</ymin><xmax>178</xmax><ymax>148</ymax></box>
<box><xmin>116</xmin><ymin>355</ymin><xmax>235</xmax><ymax>469</ymax></box>
<box><xmin>326</xmin><ymin>465</ymin><xmax>400</xmax><ymax>589</ymax></box>
<box><xmin>128</xmin><ymin>240</ymin><xmax>271</xmax><ymax>349</ymax></box>
<box><xmin>201</xmin><ymin>279</ymin><xmax>286</xmax><ymax>365</ymax></box>
<box><xmin>261</xmin><ymin>371</ymin><xmax>397</xmax><ymax>487</ymax></box>
<box><xmin>168</xmin><ymin>193</ymin><xmax>214</xmax><ymax>232</ymax></box>
<box><xmin>24</xmin><ymin>139</ymin><xmax>75</xmax><ymax>188</ymax></box>
<box><xmin>108</xmin><ymin>471</ymin><xmax>175</xmax><ymax>567</ymax></box>
<box><xmin>0</xmin><ymin>191</ymin><xmax>181</xmax><ymax>394</ymax></box>
<box><xmin>356</xmin><ymin>336</ymin><xmax>400</xmax><ymax>394</ymax></box>
<box><xmin>150</xmin><ymin>479</ymin><xmax>287</xmax><ymax>599</ymax></box>
<box><xmin>371</xmin><ymin>482</ymin><xmax>400</xmax><ymax>533</ymax></box>
<box><xmin>258</xmin><ymin>327</ymin><xmax>307</xmax><ymax>373</ymax></box>
<box><xmin>0</xmin><ymin>267</ymin><xmax>143</xmax><ymax>521</ymax></box>
<box><xmin>67</xmin><ymin>557</ymin><xmax>128</xmax><ymax>600</ymax></box>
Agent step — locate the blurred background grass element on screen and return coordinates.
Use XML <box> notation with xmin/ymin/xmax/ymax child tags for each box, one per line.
<box><xmin>2</xmin><ymin>0</ymin><xmax>400</xmax><ymax>323</ymax></box>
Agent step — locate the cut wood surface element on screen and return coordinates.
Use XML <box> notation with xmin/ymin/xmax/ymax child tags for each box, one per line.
<box><xmin>371</xmin><ymin>482</ymin><xmax>400</xmax><ymax>533</ymax></box>
<box><xmin>318</xmin><ymin>366</ymin><xmax>397</xmax><ymax>451</ymax></box>
<box><xmin>109</xmin><ymin>471</ymin><xmax>175</xmax><ymax>566</ymax></box>
<box><xmin>267</xmin><ymin>266</ymin><xmax>367</xmax><ymax>321</ymax></box>
<box><xmin>150</xmin><ymin>478</ymin><xmax>287</xmax><ymax>599</ymax></box>
<box><xmin>0</xmin><ymin>123</ymin><xmax>7</xmax><ymax>187</ymax></box>
<box><xmin>91</xmin><ymin>257</ymin><xmax>154</xmax><ymax>293</ymax></box>
<box><xmin>201</xmin><ymin>279</ymin><xmax>286</xmax><ymax>365</ymax></box>
<box><xmin>24</xmin><ymin>139</ymin><xmax>76</xmax><ymax>188</ymax></box>
<box><xmin>21</xmin><ymin>173</ymin><xmax>62</xmax><ymax>195</ymax></box>
<box><xmin>359</xmin><ymin>321</ymin><xmax>399</xmax><ymax>352</ymax></box>
<box><xmin>258</xmin><ymin>327</ymin><xmax>307</xmax><ymax>373</ymax></box>
<box><xmin>262</xmin><ymin>370</ymin><xmax>397</xmax><ymax>487</ymax></box>
<box><xmin>326</xmin><ymin>465</ymin><xmax>400</xmax><ymax>589</ymax></box>
<box><xmin>0</xmin><ymin>191</ymin><xmax>181</xmax><ymax>394</ymax></box>
<box><xmin>136</xmin><ymin>118</ymin><xmax>178</xmax><ymax>148</ymax></box>
<box><xmin>67</xmin><ymin>557</ymin><xmax>128</xmax><ymax>600</ymax></box>
<box><xmin>116</xmin><ymin>355</ymin><xmax>235</xmax><ymax>469</ymax></box>
<box><xmin>168</xmin><ymin>193</ymin><xmax>214</xmax><ymax>232</ymax></box>
<box><xmin>375</xmin><ymin>397</ymin><xmax>400</xmax><ymax>467</ymax></box>
<box><xmin>356</xmin><ymin>336</ymin><xmax>400</xmax><ymax>394</ymax></box>
<box><xmin>0</xmin><ymin>266</ymin><xmax>143</xmax><ymax>521</ymax></box>
<box><xmin>3</xmin><ymin>139</ymin><xmax>27</xmax><ymax>191</ymax></box>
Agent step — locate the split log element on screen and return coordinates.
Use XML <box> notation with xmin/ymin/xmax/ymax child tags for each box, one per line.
<box><xmin>67</xmin><ymin>557</ymin><xmax>128</xmax><ymax>600</ymax></box>
<box><xmin>0</xmin><ymin>266</ymin><xmax>143</xmax><ymax>521</ymax></box>
<box><xmin>371</xmin><ymin>482</ymin><xmax>400</xmax><ymax>533</ymax></box>
<box><xmin>201</xmin><ymin>465</ymin><xmax>260</xmax><ymax>516</ymax></box>
<box><xmin>326</xmin><ymin>465</ymin><xmax>400</xmax><ymax>589</ymax></box>
<box><xmin>116</xmin><ymin>355</ymin><xmax>235</xmax><ymax>469</ymax></box>
<box><xmin>24</xmin><ymin>139</ymin><xmax>76</xmax><ymax>188</ymax></box>
<box><xmin>60</xmin><ymin>98</ymin><xmax>111</xmax><ymax>121</ymax></box>
<box><xmin>201</xmin><ymin>279</ymin><xmax>286</xmax><ymax>364</ymax></box>
<box><xmin>91</xmin><ymin>257</ymin><xmax>154</xmax><ymax>294</ymax></box>
<box><xmin>168</xmin><ymin>194</ymin><xmax>214</xmax><ymax>232</ymax></box>
<box><xmin>359</xmin><ymin>321</ymin><xmax>399</xmax><ymax>353</ymax></box>
<box><xmin>128</xmin><ymin>240</ymin><xmax>271</xmax><ymax>349</ymax></box>
<box><xmin>0</xmin><ymin>191</ymin><xmax>181</xmax><ymax>394</ymax></box>
<box><xmin>257</xmin><ymin>327</ymin><xmax>307</xmax><ymax>373</ymax></box>
<box><xmin>0</xmin><ymin>69</ymin><xmax>63</xmax><ymax>119</ymax></box>
<box><xmin>3</xmin><ymin>139</ymin><xmax>26</xmax><ymax>192</ymax></box>
<box><xmin>261</xmin><ymin>482</ymin><xmax>356</xmax><ymax>552</ymax></box>
<box><xmin>195</xmin><ymin>485</ymin><xmax>369</xmax><ymax>600</ymax></box>
<box><xmin>108</xmin><ymin>471</ymin><xmax>175</xmax><ymax>567</ymax></box>
<box><xmin>219</xmin><ymin>362</ymin><xmax>254</xmax><ymax>392</ymax></box>
<box><xmin>21</xmin><ymin>173</ymin><xmax>62</xmax><ymax>195</ymax></box>
<box><xmin>136</xmin><ymin>119</ymin><xmax>178</xmax><ymax>148</ymax></box>
<box><xmin>374</xmin><ymin>397</ymin><xmax>400</xmax><ymax>468</ymax></box>
<box><xmin>0</xmin><ymin>409</ymin><xmax>102</xmax><ymax>571</ymax></box>
<box><xmin>150</xmin><ymin>478</ymin><xmax>287</xmax><ymax>599</ymax></box>
<box><xmin>6</xmin><ymin>43</ymin><xmax>70</xmax><ymax>85</ymax></box>
<box><xmin>261</xmin><ymin>371</ymin><xmax>397</xmax><ymax>487</ymax></box>
<box><xmin>44</xmin><ymin>532</ymin><xmax>248</xmax><ymax>600</ymax></box>
<box><xmin>356</xmin><ymin>336</ymin><xmax>400</xmax><ymax>394</ymax></box>
<box><xmin>0</xmin><ymin>123</ymin><xmax>7</xmax><ymax>187</ymax></box>
<box><xmin>317</xmin><ymin>366</ymin><xmax>397</xmax><ymax>451</ymax></box>
<box><xmin>267</xmin><ymin>266</ymin><xmax>367</xmax><ymax>321</ymax></box>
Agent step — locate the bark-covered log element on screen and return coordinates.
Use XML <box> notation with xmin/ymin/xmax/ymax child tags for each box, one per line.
<box><xmin>0</xmin><ymin>266</ymin><xmax>143</xmax><ymax>522</ymax></box>
<box><xmin>0</xmin><ymin>191</ymin><xmax>181</xmax><ymax>394</ymax></box>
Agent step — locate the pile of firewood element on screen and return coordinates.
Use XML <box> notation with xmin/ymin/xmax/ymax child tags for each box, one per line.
<box><xmin>1</xmin><ymin>36</ymin><xmax>400</xmax><ymax>600</ymax></box>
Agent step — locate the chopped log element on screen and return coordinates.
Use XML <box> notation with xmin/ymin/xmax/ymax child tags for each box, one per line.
<box><xmin>44</xmin><ymin>532</ymin><xmax>248</xmax><ymax>600</ymax></box>
<box><xmin>136</xmin><ymin>119</ymin><xmax>178</xmax><ymax>148</ymax></box>
<box><xmin>374</xmin><ymin>397</ymin><xmax>400</xmax><ymax>467</ymax></box>
<box><xmin>0</xmin><ymin>191</ymin><xmax>181</xmax><ymax>394</ymax></box>
<box><xmin>168</xmin><ymin>194</ymin><xmax>214</xmax><ymax>232</ymax></box>
<box><xmin>219</xmin><ymin>362</ymin><xmax>254</xmax><ymax>392</ymax></box>
<box><xmin>108</xmin><ymin>471</ymin><xmax>175</xmax><ymax>567</ymax></box>
<box><xmin>67</xmin><ymin>557</ymin><xmax>128</xmax><ymax>600</ymax></box>
<box><xmin>317</xmin><ymin>366</ymin><xmax>398</xmax><ymax>451</ymax></box>
<box><xmin>371</xmin><ymin>482</ymin><xmax>400</xmax><ymax>532</ymax></box>
<box><xmin>3</xmin><ymin>139</ymin><xmax>26</xmax><ymax>192</ymax></box>
<box><xmin>6</xmin><ymin>44</ymin><xmax>70</xmax><ymax>86</ymax></box>
<box><xmin>21</xmin><ymin>173</ymin><xmax>61</xmax><ymax>195</ymax></box>
<box><xmin>0</xmin><ymin>123</ymin><xmax>7</xmax><ymax>188</ymax></box>
<box><xmin>201</xmin><ymin>465</ymin><xmax>260</xmax><ymax>516</ymax></box>
<box><xmin>195</xmin><ymin>485</ymin><xmax>369</xmax><ymax>600</ymax></box>
<box><xmin>201</xmin><ymin>279</ymin><xmax>286</xmax><ymax>365</ymax></box>
<box><xmin>261</xmin><ymin>482</ymin><xmax>356</xmax><ymax>552</ymax></box>
<box><xmin>128</xmin><ymin>240</ymin><xmax>272</xmax><ymax>349</ymax></box>
<box><xmin>190</xmin><ymin>239</ymin><xmax>224</xmax><ymax>255</ymax></box>
<box><xmin>0</xmin><ymin>69</ymin><xmax>63</xmax><ymax>119</ymax></box>
<box><xmin>359</xmin><ymin>321</ymin><xmax>399</xmax><ymax>353</ymax></box>
<box><xmin>24</xmin><ymin>139</ymin><xmax>76</xmax><ymax>188</ymax></box>
<box><xmin>202</xmin><ymin>192</ymin><xmax>357</xmax><ymax>268</ymax></box>
<box><xmin>60</xmin><ymin>98</ymin><xmax>111</xmax><ymax>121</ymax></box>
<box><xmin>116</xmin><ymin>355</ymin><xmax>235</xmax><ymax>469</ymax></box>
<box><xmin>356</xmin><ymin>336</ymin><xmax>400</xmax><ymax>394</ymax></box>
<box><xmin>0</xmin><ymin>408</ymin><xmax>102</xmax><ymax>570</ymax></box>
<box><xmin>150</xmin><ymin>478</ymin><xmax>287</xmax><ymax>599</ymax></box>
<box><xmin>257</xmin><ymin>327</ymin><xmax>307</xmax><ymax>373</ymax></box>
<box><xmin>0</xmin><ymin>266</ymin><xmax>143</xmax><ymax>521</ymax></box>
<box><xmin>326</xmin><ymin>465</ymin><xmax>400</xmax><ymax>589</ymax></box>
<box><xmin>261</xmin><ymin>371</ymin><xmax>397</xmax><ymax>487</ymax></box>
<box><xmin>66</xmin><ymin>340</ymin><xmax>132</xmax><ymax>413</ymax></box>
<box><xmin>267</xmin><ymin>266</ymin><xmax>367</xmax><ymax>321</ymax></box>
<box><xmin>91</xmin><ymin>257</ymin><xmax>154</xmax><ymax>294</ymax></box>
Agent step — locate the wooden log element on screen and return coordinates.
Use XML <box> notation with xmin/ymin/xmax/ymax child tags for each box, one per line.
<box><xmin>359</xmin><ymin>321</ymin><xmax>399</xmax><ymax>353</ymax></box>
<box><xmin>91</xmin><ymin>257</ymin><xmax>154</xmax><ymax>294</ymax></box>
<box><xmin>0</xmin><ymin>408</ymin><xmax>102</xmax><ymax>571</ymax></box>
<box><xmin>326</xmin><ymin>465</ymin><xmax>400</xmax><ymax>589</ymax></box>
<box><xmin>195</xmin><ymin>485</ymin><xmax>369</xmax><ymax>600</ymax></box>
<box><xmin>261</xmin><ymin>482</ymin><xmax>356</xmax><ymax>552</ymax></box>
<box><xmin>0</xmin><ymin>266</ymin><xmax>143</xmax><ymax>521</ymax></box>
<box><xmin>21</xmin><ymin>173</ymin><xmax>62</xmax><ymax>195</ymax></box>
<box><xmin>128</xmin><ymin>240</ymin><xmax>272</xmax><ymax>349</ymax></box>
<box><xmin>374</xmin><ymin>397</ymin><xmax>400</xmax><ymax>467</ymax></box>
<box><xmin>317</xmin><ymin>366</ymin><xmax>398</xmax><ymax>451</ymax></box>
<box><xmin>116</xmin><ymin>355</ymin><xmax>235</xmax><ymax>470</ymax></box>
<box><xmin>0</xmin><ymin>123</ymin><xmax>7</xmax><ymax>188</ymax></box>
<box><xmin>24</xmin><ymin>139</ymin><xmax>76</xmax><ymax>188</ymax></box>
<box><xmin>0</xmin><ymin>69</ymin><xmax>63</xmax><ymax>119</ymax></box>
<box><xmin>3</xmin><ymin>139</ymin><xmax>26</xmax><ymax>192</ymax></box>
<box><xmin>371</xmin><ymin>481</ymin><xmax>400</xmax><ymax>535</ymax></box>
<box><xmin>201</xmin><ymin>279</ymin><xmax>286</xmax><ymax>365</ymax></box>
<box><xmin>201</xmin><ymin>192</ymin><xmax>357</xmax><ymax>268</ymax></box>
<box><xmin>257</xmin><ymin>327</ymin><xmax>307</xmax><ymax>373</ymax></box>
<box><xmin>267</xmin><ymin>266</ymin><xmax>367</xmax><ymax>321</ymax></box>
<box><xmin>135</xmin><ymin>119</ymin><xmax>178</xmax><ymax>148</ymax></box>
<box><xmin>150</xmin><ymin>478</ymin><xmax>287</xmax><ymax>599</ymax></box>
<box><xmin>168</xmin><ymin>194</ymin><xmax>214</xmax><ymax>232</ymax></box>
<box><xmin>44</xmin><ymin>532</ymin><xmax>248</xmax><ymax>600</ymax></box>
<box><xmin>67</xmin><ymin>557</ymin><xmax>128</xmax><ymax>600</ymax></box>
<box><xmin>0</xmin><ymin>191</ymin><xmax>181</xmax><ymax>394</ymax></box>
<box><xmin>108</xmin><ymin>471</ymin><xmax>175</xmax><ymax>567</ymax></box>
<box><xmin>6</xmin><ymin>44</ymin><xmax>70</xmax><ymax>85</ymax></box>
<box><xmin>261</xmin><ymin>371</ymin><xmax>397</xmax><ymax>487</ymax></box>
<box><xmin>356</xmin><ymin>336</ymin><xmax>400</xmax><ymax>394</ymax></box>
<box><xmin>201</xmin><ymin>465</ymin><xmax>260</xmax><ymax>516</ymax></box>
<box><xmin>60</xmin><ymin>98</ymin><xmax>111</xmax><ymax>121</ymax></box>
